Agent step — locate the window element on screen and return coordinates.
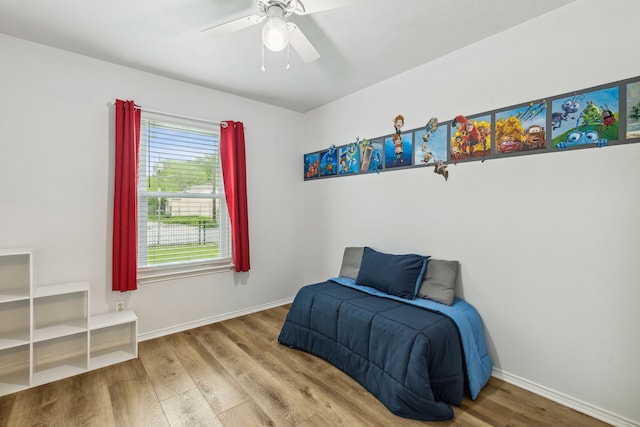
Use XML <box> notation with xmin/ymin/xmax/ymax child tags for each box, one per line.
<box><xmin>137</xmin><ymin>114</ymin><xmax>232</xmax><ymax>282</ymax></box>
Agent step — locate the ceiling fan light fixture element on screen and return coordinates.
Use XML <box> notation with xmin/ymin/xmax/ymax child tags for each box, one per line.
<box><xmin>262</xmin><ymin>15</ymin><xmax>289</xmax><ymax>52</ymax></box>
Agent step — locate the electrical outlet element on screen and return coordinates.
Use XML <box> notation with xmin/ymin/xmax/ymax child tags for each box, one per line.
<box><xmin>115</xmin><ymin>300</ymin><xmax>125</xmax><ymax>312</ymax></box>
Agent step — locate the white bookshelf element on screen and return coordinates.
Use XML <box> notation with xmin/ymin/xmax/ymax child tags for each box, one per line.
<box><xmin>90</xmin><ymin>310</ymin><xmax>138</xmax><ymax>370</ymax></box>
<box><xmin>0</xmin><ymin>248</ymin><xmax>137</xmax><ymax>396</ymax></box>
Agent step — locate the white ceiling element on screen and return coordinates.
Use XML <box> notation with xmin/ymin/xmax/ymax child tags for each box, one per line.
<box><xmin>0</xmin><ymin>0</ymin><xmax>574</xmax><ymax>112</ymax></box>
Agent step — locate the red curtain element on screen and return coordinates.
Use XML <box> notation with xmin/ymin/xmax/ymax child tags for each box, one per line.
<box><xmin>220</xmin><ymin>121</ymin><xmax>250</xmax><ymax>272</ymax></box>
<box><xmin>113</xmin><ymin>100</ymin><xmax>141</xmax><ymax>291</ymax></box>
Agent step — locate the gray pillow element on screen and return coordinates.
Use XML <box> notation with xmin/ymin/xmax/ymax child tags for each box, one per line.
<box><xmin>417</xmin><ymin>259</ymin><xmax>459</xmax><ymax>305</ymax></box>
<box><xmin>338</xmin><ymin>247</ymin><xmax>364</xmax><ymax>279</ymax></box>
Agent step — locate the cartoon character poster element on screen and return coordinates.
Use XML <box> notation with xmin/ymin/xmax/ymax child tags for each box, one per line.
<box><xmin>304</xmin><ymin>152</ymin><xmax>320</xmax><ymax>179</ymax></box>
<box><xmin>338</xmin><ymin>142</ymin><xmax>359</xmax><ymax>175</ymax></box>
<box><xmin>384</xmin><ymin>133</ymin><xmax>413</xmax><ymax>169</ymax></box>
<box><xmin>319</xmin><ymin>145</ymin><xmax>338</xmax><ymax>177</ymax></box>
<box><xmin>450</xmin><ymin>114</ymin><xmax>492</xmax><ymax>162</ymax></box>
<box><xmin>494</xmin><ymin>100</ymin><xmax>547</xmax><ymax>155</ymax></box>
<box><xmin>551</xmin><ymin>86</ymin><xmax>618</xmax><ymax>150</ymax></box>
<box><xmin>414</xmin><ymin>118</ymin><xmax>447</xmax><ymax>165</ymax></box>
<box><xmin>360</xmin><ymin>139</ymin><xmax>384</xmax><ymax>174</ymax></box>
<box><xmin>627</xmin><ymin>81</ymin><xmax>640</xmax><ymax>140</ymax></box>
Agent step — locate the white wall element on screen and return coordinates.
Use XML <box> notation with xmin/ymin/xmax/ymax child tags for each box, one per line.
<box><xmin>0</xmin><ymin>34</ymin><xmax>305</xmax><ymax>338</ymax></box>
<box><xmin>302</xmin><ymin>0</ymin><xmax>640</xmax><ymax>425</ymax></box>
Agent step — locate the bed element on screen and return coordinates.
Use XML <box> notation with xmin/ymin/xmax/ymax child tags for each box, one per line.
<box><xmin>277</xmin><ymin>247</ymin><xmax>493</xmax><ymax>421</ymax></box>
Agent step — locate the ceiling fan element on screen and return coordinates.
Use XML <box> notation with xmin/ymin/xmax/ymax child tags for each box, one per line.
<box><xmin>201</xmin><ymin>0</ymin><xmax>353</xmax><ymax>64</ymax></box>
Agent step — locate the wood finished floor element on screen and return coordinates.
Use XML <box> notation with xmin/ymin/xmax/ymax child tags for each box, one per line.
<box><xmin>0</xmin><ymin>304</ymin><xmax>611</xmax><ymax>427</ymax></box>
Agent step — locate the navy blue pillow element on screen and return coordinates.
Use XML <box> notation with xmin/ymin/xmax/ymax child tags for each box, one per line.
<box><xmin>355</xmin><ymin>247</ymin><xmax>428</xmax><ymax>299</ymax></box>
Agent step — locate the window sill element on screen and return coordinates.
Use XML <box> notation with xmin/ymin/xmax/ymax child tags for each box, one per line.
<box><xmin>138</xmin><ymin>259</ymin><xmax>234</xmax><ymax>284</ymax></box>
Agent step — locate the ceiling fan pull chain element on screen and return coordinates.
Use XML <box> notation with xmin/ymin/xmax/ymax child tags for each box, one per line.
<box><xmin>286</xmin><ymin>43</ymin><xmax>291</xmax><ymax>70</ymax></box>
<box><xmin>261</xmin><ymin>43</ymin><xmax>266</xmax><ymax>72</ymax></box>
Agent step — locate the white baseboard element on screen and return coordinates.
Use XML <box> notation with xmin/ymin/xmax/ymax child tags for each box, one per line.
<box><xmin>137</xmin><ymin>297</ymin><xmax>294</xmax><ymax>342</ymax></box>
<box><xmin>492</xmin><ymin>368</ymin><xmax>639</xmax><ymax>427</ymax></box>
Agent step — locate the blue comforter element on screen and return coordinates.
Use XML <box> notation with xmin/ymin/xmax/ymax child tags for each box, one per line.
<box><xmin>278</xmin><ymin>279</ymin><xmax>493</xmax><ymax>421</ymax></box>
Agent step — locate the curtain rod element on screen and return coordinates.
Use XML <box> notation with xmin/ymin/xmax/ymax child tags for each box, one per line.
<box><xmin>112</xmin><ymin>102</ymin><xmax>230</xmax><ymax>128</ymax></box>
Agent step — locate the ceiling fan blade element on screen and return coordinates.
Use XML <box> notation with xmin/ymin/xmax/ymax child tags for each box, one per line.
<box><xmin>295</xmin><ymin>0</ymin><xmax>357</xmax><ymax>15</ymax></box>
<box><xmin>288</xmin><ymin>23</ymin><xmax>320</xmax><ymax>62</ymax></box>
<box><xmin>201</xmin><ymin>15</ymin><xmax>263</xmax><ymax>36</ymax></box>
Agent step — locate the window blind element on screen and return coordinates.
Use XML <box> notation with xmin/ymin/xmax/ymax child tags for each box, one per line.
<box><xmin>137</xmin><ymin>117</ymin><xmax>231</xmax><ymax>271</ymax></box>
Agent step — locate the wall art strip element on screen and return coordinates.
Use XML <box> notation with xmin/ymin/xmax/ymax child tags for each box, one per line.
<box><xmin>303</xmin><ymin>75</ymin><xmax>640</xmax><ymax>181</ymax></box>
